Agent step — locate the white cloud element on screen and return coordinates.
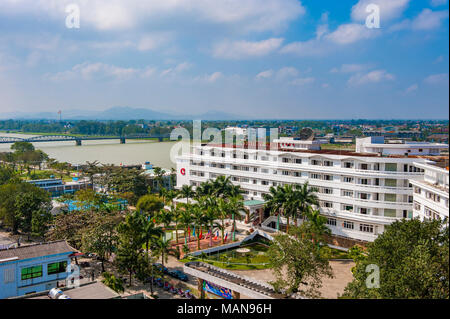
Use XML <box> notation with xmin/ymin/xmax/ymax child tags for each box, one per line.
<box><xmin>424</xmin><ymin>73</ymin><xmax>449</xmax><ymax>84</ymax></box>
<box><xmin>430</xmin><ymin>0</ymin><xmax>448</xmax><ymax>7</ymax></box>
<box><xmin>212</xmin><ymin>38</ymin><xmax>284</xmax><ymax>59</ymax></box>
<box><xmin>46</xmin><ymin>62</ymin><xmax>138</xmax><ymax>81</ymax></box>
<box><xmin>411</xmin><ymin>9</ymin><xmax>449</xmax><ymax>30</ymax></box>
<box><xmin>325</xmin><ymin>23</ymin><xmax>379</xmax><ymax>45</ymax></box>
<box><xmin>290</xmin><ymin>77</ymin><xmax>315</xmax><ymax>86</ymax></box>
<box><xmin>160</xmin><ymin>62</ymin><xmax>192</xmax><ymax>77</ymax></box>
<box><xmin>348</xmin><ymin>69</ymin><xmax>395</xmax><ymax>86</ymax></box>
<box><xmin>256</xmin><ymin>70</ymin><xmax>274</xmax><ymax>79</ymax></box>
<box><xmin>205</xmin><ymin>72</ymin><xmax>223</xmax><ymax>83</ymax></box>
<box><xmin>0</xmin><ymin>0</ymin><xmax>305</xmax><ymax>32</ymax></box>
<box><xmin>390</xmin><ymin>9</ymin><xmax>449</xmax><ymax>31</ymax></box>
<box><xmin>330</xmin><ymin>64</ymin><xmax>371</xmax><ymax>73</ymax></box>
<box><xmin>405</xmin><ymin>83</ymin><xmax>418</xmax><ymax>93</ymax></box>
<box><xmin>351</xmin><ymin>0</ymin><xmax>410</xmax><ymax>22</ymax></box>
<box><xmin>137</xmin><ymin>33</ymin><xmax>174</xmax><ymax>52</ymax></box>
<box><xmin>276</xmin><ymin>67</ymin><xmax>299</xmax><ymax>79</ymax></box>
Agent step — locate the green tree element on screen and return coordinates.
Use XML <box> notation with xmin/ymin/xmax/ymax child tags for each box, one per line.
<box><xmin>268</xmin><ymin>223</ymin><xmax>333</xmax><ymax>298</ymax></box>
<box><xmin>136</xmin><ymin>194</ymin><xmax>164</xmax><ymax>218</ymax></box>
<box><xmin>342</xmin><ymin>218</ymin><xmax>449</xmax><ymax>299</ymax></box>
<box><xmin>102</xmin><ymin>272</ymin><xmax>125</xmax><ymax>293</ymax></box>
<box><xmin>178</xmin><ymin>184</ymin><xmax>195</xmax><ymax>204</ymax></box>
<box><xmin>115</xmin><ymin>212</ymin><xmax>145</xmax><ymax>286</ymax></box>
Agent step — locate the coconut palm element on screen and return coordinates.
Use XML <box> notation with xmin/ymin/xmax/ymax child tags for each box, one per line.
<box><xmin>263</xmin><ymin>185</ymin><xmax>286</xmax><ymax>231</ymax></box>
<box><xmin>227</xmin><ymin>195</ymin><xmax>245</xmax><ymax>241</ymax></box>
<box><xmin>294</xmin><ymin>182</ymin><xmax>319</xmax><ymax>226</ymax></box>
<box><xmin>178</xmin><ymin>184</ymin><xmax>195</xmax><ymax>204</ymax></box>
<box><xmin>152</xmin><ymin>237</ymin><xmax>179</xmax><ymax>266</ymax></box>
<box><xmin>178</xmin><ymin>206</ymin><xmax>194</xmax><ymax>244</ymax></box>
<box><xmin>156</xmin><ymin>209</ymin><xmax>173</xmax><ymax>242</ymax></box>
<box><xmin>305</xmin><ymin>207</ymin><xmax>331</xmax><ymax>244</ymax></box>
<box><xmin>191</xmin><ymin>204</ymin><xmax>207</xmax><ymax>250</ymax></box>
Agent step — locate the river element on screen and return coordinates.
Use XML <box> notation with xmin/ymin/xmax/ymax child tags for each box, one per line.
<box><xmin>0</xmin><ymin>133</ymin><xmax>178</xmax><ymax>169</ymax></box>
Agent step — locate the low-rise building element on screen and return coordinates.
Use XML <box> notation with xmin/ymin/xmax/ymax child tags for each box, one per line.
<box><xmin>0</xmin><ymin>241</ymin><xmax>75</xmax><ymax>299</ymax></box>
<box><xmin>27</xmin><ymin>178</ymin><xmax>92</xmax><ymax>197</ymax></box>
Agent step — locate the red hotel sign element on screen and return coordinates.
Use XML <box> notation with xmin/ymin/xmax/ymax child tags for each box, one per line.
<box><xmin>180</xmin><ymin>168</ymin><xmax>186</xmax><ymax>175</ymax></box>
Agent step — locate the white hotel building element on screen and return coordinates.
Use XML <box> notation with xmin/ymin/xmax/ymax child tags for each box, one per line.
<box><xmin>410</xmin><ymin>162</ymin><xmax>449</xmax><ymax>222</ymax></box>
<box><xmin>176</xmin><ymin>136</ymin><xmax>448</xmax><ymax>243</ymax></box>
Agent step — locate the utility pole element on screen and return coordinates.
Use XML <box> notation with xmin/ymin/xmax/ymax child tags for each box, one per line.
<box><xmin>58</xmin><ymin>110</ymin><xmax>62</xmax><ymax>122</ymax></box>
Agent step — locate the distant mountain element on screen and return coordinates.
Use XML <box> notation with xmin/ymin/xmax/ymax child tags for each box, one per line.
<box><xmin>0</xmin><ymin>106</ymin><xmax>243</xmax><ymax>121</ymax></box>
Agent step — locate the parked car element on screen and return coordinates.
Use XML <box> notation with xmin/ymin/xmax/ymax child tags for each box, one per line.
<box><xmin>170</xmin><ymin>269</ymin><xmax>188</xmax><ymax>281</ymax></box>
<box><xmin>153</xmin><ymin>263</ymin><xmax>168</xmax><ymax>274</ymax></box>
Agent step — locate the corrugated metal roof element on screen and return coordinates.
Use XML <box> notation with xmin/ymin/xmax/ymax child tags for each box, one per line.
<box><xmin>0</xmin><ymin>241</ymin><xmax>75</xmax><ymax>263</ymax></box>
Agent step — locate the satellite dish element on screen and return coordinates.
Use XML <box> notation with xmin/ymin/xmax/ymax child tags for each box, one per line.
<box><xmin>297</xmin><ymin>128</ymin><xmax>315</xmax><ymax>141</ymax></box>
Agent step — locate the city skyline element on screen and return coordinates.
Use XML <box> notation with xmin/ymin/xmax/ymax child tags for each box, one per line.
<box><xmin>0</xmin><ymin>0</ymin><xmax>449</xmax><ymax>119</ymax></box>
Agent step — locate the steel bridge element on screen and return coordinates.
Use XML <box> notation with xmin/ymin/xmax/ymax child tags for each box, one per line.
<box><xmin>0</xmin><ymin>134</ymin><xmax>171</xmax><ymax>145</ymax></box>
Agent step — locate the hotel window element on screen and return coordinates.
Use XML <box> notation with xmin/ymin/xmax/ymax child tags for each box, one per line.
<box><xmin>343</xmin><ymin>162</ymin><xmax>353</xmax><ymax>168</ymax></box>
<box><xmin>253</xmin><ymin>192</ymin><xmax>258</xmax><ymax>196</ymax></box>
<box><xmin>293</xmin><ymin>171</ymin><xmax>301</xmax><ymax>177</ymax></box>
<box><xmin>253</xmin><ymin>167</ymin><xmax>258</xmax><ymax>172</ymax></box>
<box><xmin>360</xmin><ymin>163</ymin><xmax>369</xmax><ymax>170</ymax></box>
<box><xmin>385</xmin><ymin>194</ymin><xmax>396</xmax><ymax>202</ymax></box>
<box><xmin>221</xmin><ymin>152</ymin><xmax>225</xmax><ymax>157</ymax></box>
<box><xmin>253</xmin><ymin>180</ymin><xmax>257</xmax><ymax>184</ymax></box>
<box><xmin>414</xmin><ymin>187</ymin><xmax>421</xmax><ymax>194</ymax></box>
<box><xmin>48</xmin><ymin>261</ymin><xmax>68</xmax><ymax>275</ymax></box>
<box><xmin>360</xmin><ymin>208</ymin><xmax>368</xmax><ymax>214</ymax></box>
<box><xmin>324</xmin><ymin>161</ymin><xmax>333</xmax><ymax>167</ymax></box>
<box><xmin>311</xmin><ymin>173</ymin><xmax>321</xmax><ymax>179</ymax></box>
<box><xmin>295</xmin><ymin>159</ymin><xmax>302</xmax><ymax>164</ymax></box>
<box><xmin>21</xmin><ymin>265</ymin><xmax>43</xmax><ymax>280</ymax></box>
<box><xmin>344</xmin><ymin>205</ymin><xmax>353</xmax><ymax>212</ymax></box>
<box><xmin>360</xmin><ymin>224</ymin><xmax>374</xmax><ymax>233</ymax></box>
<box><xmin>385</xmin><ymin>179</ymin><xmax>397</xmax><ymax>187</ymax></box>
<box><xmin>323</xmin><ymin>175</ymin><xmax>333</xmax><ymax>181</ymax></box>
<box><xmin>244</xmin><ymin>154</ymin><xmax>249</xmax><ymax>159</ymax></box>
<box><xmin>343</xmin><ymin>177</ymin><xmax>354</xmax><ymax>183</ymax></box>
<box><xmin>241</xmin><ymin>178</ymin><xmax>249</xmax><ymax>183</ymax></box>
<box><xmin>413</xmin><ymin>202</ymin><xmax>421</xmax><ymax>210</ymax></box>
<box><xmin>311</xmin><ymin>160</ymin><xmax>322</xmax><ymax>166</ymax></box>
<box><xmin>219</xmin><ymin>164</ymin><xmax>225</xmax><ymax>169</ymax></box>
<box><xmin>261</xmin><ymin>169</ymin><xmax>269</xmax><ymax>174</ymax></box>
<box><xmin>323</xmin><ymin>188</ymin><xmax>333</xmax><ymax>194</ymax></box>
<box><xmin>282</xmin><ymin>157</ymin><xmax>290</xmax><ymax>163</ymax></box>
<box><xmin>261</xmin><ymin>156</ymin><xmax>268</xmax><ymax>161</ymax></box>
<box><xmin>261</xmin><ymin>180</ymin><xmax>269</xmax><ymax>186</ymax></box>
<box><xmin>360</xmin><ymin>178</ymin><xmax>369</xmax><ymax>185</ymax></box>
<box><xmin>360</xmin><ymin>193</ymin><xmax>369</xmax><ymax>200</ymax></box>
<box><xmin>242</xmin><ymin>166</ymin><xmax>249</xmax><ymax>171</ymax></box>
<box><xmin>385</xmin><ymin>163</ymin><xmax>397</xmax><ymax>172</ymax></box>
<box><xmin>342</xmin><ymin>190</ymin><xmax>353</xmax><ymax>197</ymax></box>
<box><xmin>283</xmin><ymin>171</ymin><xmax>290</xmax><ymax>176</ymax></box>
<box><xmin>343</xmin><ymin>221</ymin><xmax>354</xmax><ymax>230</ymax></box>
<box><xmin>384</xmin><ymin>209</ymin><xmax>396</xmax><ymax>217</ymax></box>
<box><xmin>327</xmin><ymin>218</ymin><xmax>337</xmax><ymax>226</ymax></box>
<box><xmin>321</xmin><ymin>201</ymin><xmax>333</xmax><ymax>208</ymax></box>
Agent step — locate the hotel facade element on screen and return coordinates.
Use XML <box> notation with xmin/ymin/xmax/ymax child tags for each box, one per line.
<box><xmin>176</xmin><ymin>136</ymin><xmax>448</xmax><ymax>243</ymax></box>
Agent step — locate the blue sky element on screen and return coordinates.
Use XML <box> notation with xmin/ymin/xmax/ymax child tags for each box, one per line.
<box><xmin>0</xmin><ymin>0</ymin><xmax>448</xmax><ymax>119</ymax></box>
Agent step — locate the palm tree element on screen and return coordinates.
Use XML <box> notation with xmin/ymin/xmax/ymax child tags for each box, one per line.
<box><xmin>178</xmin><ymin>206</ymin><xmax>194</xmax><ymax>244</ymax></box>
<box><xmin>217</xmin><ymin>198</ymin><xmax>230</xmax><ymax>244</ymax></box>
<box><xmin>212</xmin><ymin>175</ymin><xmax>234</xmax><ymax>198</ymax></box>
<box><xmin>294</xmin><ymin>182</ymin><xmax>319</xmax><ymax>226</ymax></box>
<box><xmin>263</xmin><ymin>185</ymin><xmax>286</xmax><ymax>231</ymax></box>
<box><xmin>152</xmin><ymin>237</ymin><xmax>179</xmax><ymax>267</ymax></box>
<box><xmin>156</xmin><ymin>209</ymin><xmax>173</xmax><ymax>242</ymax></box>
<box><xmin>140</xmin><ymin>215</ymin><xmax>163</xmax><ymax>254</ymax></box>
<box><xmin>178</xmin><ymin>184</ymin><xmax>195</xmax><ymax>204</ymax></box>
<box><xmin>200</xmin><ymin>197</ymin><xmax>219</xmax><ymax>247</ymax></box>
<box><xmin>305</xmin><ymin>208</ymin><xmax>331</xmax><ymax>244</ymax></box>
<box><xmin>191</xmin><ymin>204</ymin><xmax>207</xmax><ymax>250</ymax></box>
<box><xmin>195</xmin><ymin>181</ymin><xmax>215</xmax><ymax>198</ymax></box>
<box><xmin>227</xmin><ymin>195</ymin><xmax>244</xmax><ymax>241</ymax></box>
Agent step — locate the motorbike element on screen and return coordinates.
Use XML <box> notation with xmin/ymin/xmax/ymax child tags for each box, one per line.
<box><xmin>177</xmin><ymin>288</ymin><xmax>184</xmax><ymax>296</ymax></box>
<box><xmin>163</xmin><ymin>282</ymin><xmax>170</xmax><ymax>290</ymax></box>
<box><xmin>169</xmin><ymin>286</ymin><xmax>178</xmax><ymax>294</ymax></box>
<box><xmin>184</xmin><ymin>290</ymin><xmax>195</xmax><ymax>299</ymax></box>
